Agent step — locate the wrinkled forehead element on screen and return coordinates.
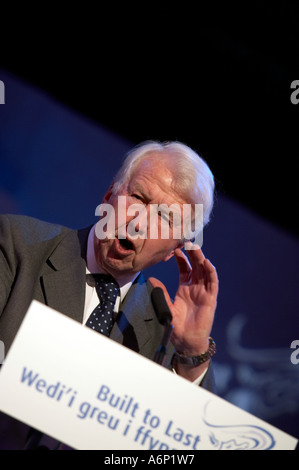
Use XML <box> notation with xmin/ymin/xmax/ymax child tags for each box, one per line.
<box><xmin>130</xmin><ymin>166</ymin><xmax>189</xmax><ymax>210</ymax></box>
<box><xmin>129</xmin><ymin>153</ymin><xmax>183</xmax><ymax>197</ymax></box>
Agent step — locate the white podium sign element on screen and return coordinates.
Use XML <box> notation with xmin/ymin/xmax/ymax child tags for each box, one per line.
<box><xmin>0</xmin><ymin>301</ymin><xmax>297</xmax><ymax>450</ymax></box>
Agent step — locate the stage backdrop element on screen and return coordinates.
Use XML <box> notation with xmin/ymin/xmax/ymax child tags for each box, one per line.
<box><xmin>0</xmin><ymin>70</ymin><xmax>298</xmax><ymax>440</ymax></box>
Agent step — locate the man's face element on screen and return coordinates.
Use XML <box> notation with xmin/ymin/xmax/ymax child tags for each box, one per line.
<box><xmin>94</xmin><ymin>156</ymin><xmax>187</xmax><ymax>282</ymax></box>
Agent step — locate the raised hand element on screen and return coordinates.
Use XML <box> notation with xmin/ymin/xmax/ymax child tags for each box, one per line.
<box><xmin>149</xmin><ymin>244</ymin><xmax>219</xmax><ymax>381</ymax></box>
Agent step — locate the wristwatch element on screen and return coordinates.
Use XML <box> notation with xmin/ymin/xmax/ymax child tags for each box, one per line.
<box><xmin>173</xmin><ymin>337</ymin><xmax>216</xmax><ymax>366</ymax></box>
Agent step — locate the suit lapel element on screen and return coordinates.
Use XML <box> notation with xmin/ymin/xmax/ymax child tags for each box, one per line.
<box><xmin>110</xmin><ymin>273</ymin><xmax>167</xmax><ymax>361</ymax></box>
<box><xmin>40</xmin><ymin>227</ymin><xmax>91</xmax><ymax>323</ymax></box>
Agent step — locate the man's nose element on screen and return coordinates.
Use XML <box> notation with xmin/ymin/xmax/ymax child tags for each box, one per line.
<box><xmin>126</xmin><ymin>204</ymin><xmax>148</xmax><ymax>239</ymax></box>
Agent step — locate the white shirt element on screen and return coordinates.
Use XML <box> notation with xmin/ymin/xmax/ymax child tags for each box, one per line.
<box><xmin>83</xmin><ymin>225</ymin><xmax>207</xmax><ymax>386</ymax></box>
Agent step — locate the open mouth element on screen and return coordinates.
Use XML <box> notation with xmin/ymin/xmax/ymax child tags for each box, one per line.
<box><xmin>118</xmin><ymin>238</ymin><xmax>135</xmax><ymax>251</ymax></box>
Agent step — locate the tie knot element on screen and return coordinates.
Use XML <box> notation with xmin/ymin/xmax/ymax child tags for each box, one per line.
<box><xmin>93</xmin><ymin>274</ymin><xmax>120</xmax><ymax>304</ymax></box>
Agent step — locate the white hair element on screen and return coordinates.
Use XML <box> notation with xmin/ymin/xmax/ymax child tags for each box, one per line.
<box><xmin>112</xmin><ymin>140</ymin><xmax>215</xmax><ymax>226</ymax></box>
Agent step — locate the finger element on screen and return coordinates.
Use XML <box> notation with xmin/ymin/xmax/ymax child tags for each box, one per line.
<box><xmin>186</xmin><ymin>244</ymin><xmax>205</xmax><ymax>264</ymax></box>
<box><xmin>174</xmin><ymin>249</ymin><xmax>192</xmax><ymax>283</ymax></box>
<box><xmin>185</xmin><ymin>245</ymin><xmax>206</xmax><ymax>280</ymax></box>
<box><xmin>203</xmin><ymin>258</ymin><xmax>219</xmax><ymax>295</ymax></box>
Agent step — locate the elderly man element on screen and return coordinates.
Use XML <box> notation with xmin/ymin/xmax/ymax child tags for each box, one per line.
<box><xmin>0</xmin><ymin>140</ymin><xmax>218</xmax><ymax>448</ymax></box>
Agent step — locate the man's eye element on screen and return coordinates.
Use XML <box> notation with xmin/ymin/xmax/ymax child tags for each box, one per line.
<box><xmin>132</xmin><ymin>194</ymin><xmax>143</xmax><ymax>201</ymax></box>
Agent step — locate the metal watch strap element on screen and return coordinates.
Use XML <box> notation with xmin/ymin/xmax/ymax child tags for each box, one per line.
<box><xmin>173</xmin><ymin>337</ymin><xmax>216</xmax><ymax>366</ymax></box>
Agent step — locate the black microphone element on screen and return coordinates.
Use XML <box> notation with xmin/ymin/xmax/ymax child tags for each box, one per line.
<box><xmin>151</xmin><ymin>287</ymin><xmax>173</xmax><ymax>365</ymax></box>
<box><xmin>151</xmin><ymin>287</ymin><xmax>173</xmax><ymax>325</ymax></box>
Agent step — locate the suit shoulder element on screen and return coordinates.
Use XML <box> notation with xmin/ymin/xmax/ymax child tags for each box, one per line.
<box><xmin>0</xmin><ymin>214</ymin><xmax>72</xmax><ymax>245</ymax></box>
